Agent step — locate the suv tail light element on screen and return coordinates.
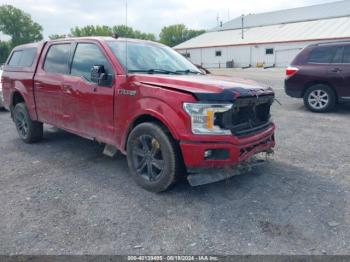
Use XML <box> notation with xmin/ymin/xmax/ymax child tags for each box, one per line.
<box><xmin>286</xmin><ymin>67</ymin><xmax>299</xmax><ymax>77</ymax></box>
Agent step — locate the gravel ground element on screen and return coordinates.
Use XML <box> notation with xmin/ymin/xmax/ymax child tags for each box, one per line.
<box><xmin>0</xmin><ymin>68</ymin><xmax>349</xmax><ymax>255</ymax></box>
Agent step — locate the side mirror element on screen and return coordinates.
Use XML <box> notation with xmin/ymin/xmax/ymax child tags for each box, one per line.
<box><xmin>91</xmin><ymin>65</ymin><xmax>110</xmax><ymax>86</ymax></box>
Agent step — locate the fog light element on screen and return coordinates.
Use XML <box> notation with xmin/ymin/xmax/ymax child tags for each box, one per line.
<box><xmin>204</xmin><ymin>149</ymin><xmax>229</xmax><ymax>160</ymax></box>
<box><xmin>204</xmin><ymin>150</ymin><xmax>213</xmax><ymax>159</ymax></box>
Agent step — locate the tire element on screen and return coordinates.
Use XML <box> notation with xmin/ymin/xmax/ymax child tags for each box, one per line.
<box><xmin>303</xmin><ymin>84</ymin><xmax>336</xmax><ymax>113</ymax></box>
<box><xmin>13</xmin><ymin>103</ymin><xmax>43</xmax><ymax>143</ymax></box>
<box><xmin>126</xmin><ymin>122</ymin><xmax>180</xmax><ymax>192</ymax></box>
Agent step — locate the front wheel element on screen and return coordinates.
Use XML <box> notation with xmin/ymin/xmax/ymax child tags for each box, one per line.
<box><xmin>303</xmin><ymin>84</ymin><xmax>336</xmax><ymax>113</ymax></box>
<box><xmin>126</xmin><ymin>123</ymin><xmax>180</xmax><ymax>192</ymax></box>
<box><xmin>13</xmin><ymin>103</ymin><xmax>43</xmax><ymax>143</ymax></box>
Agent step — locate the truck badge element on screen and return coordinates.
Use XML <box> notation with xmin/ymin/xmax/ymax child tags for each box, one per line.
<box><xmin>118</xmin><ymin>89</ymin><xmax>137</xmax><ymax>96</ymax></box>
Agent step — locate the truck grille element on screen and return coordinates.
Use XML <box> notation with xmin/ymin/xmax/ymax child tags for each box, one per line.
<box><xmin>215</xmin><ymin>95</ymin><xmax>274</xmax><ymax>137</ymax></box>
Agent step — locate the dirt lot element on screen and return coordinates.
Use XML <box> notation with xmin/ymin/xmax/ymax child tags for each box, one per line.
<box><xmin>0</xmin><ymin>68</ymin><xmax>349</xmax><ymax>255</ymax></box>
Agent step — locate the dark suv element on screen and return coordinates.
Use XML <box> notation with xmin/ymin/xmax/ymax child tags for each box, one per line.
<box><xmin>285</xmin><ymin>41</ymin><xmax>350</xmax><ymax>112</ymax></box>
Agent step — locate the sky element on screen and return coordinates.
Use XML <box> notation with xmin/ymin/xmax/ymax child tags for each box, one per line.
<box><xmin>0</xmin><ymin>0</ymin><xmax>338</xmax><ymax>39</ymax></box>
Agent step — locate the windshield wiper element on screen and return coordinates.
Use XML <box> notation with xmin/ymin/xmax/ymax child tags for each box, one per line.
<box><xmin>175</xmin><ymin>69</ymin><xmax>203</xmax><ymax>75</ymax></box>
<box><xmin>128</xmin><ymin>69</ymin><xmax>180</xmax><ymax>75</ymax></box>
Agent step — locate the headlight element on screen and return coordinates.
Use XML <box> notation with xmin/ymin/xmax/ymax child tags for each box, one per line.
<box><xmin>183</xmin><ymin>103</ymin><xmax>232</xmax><ymax>135</ymax></box>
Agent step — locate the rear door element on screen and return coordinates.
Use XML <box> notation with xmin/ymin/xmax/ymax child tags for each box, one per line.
<box><xmin>307</xmin><ymin>46</ymin><xmax>337</xmax><ymax>84</ymax></box>
<box><xmin>34</xmin><ymin>42</ymin><xmax>72</xmax><ymax>126</ymax></box>
<box><xmin>63</xmin><ymin>41</ymin><xmax>115</xmax><ymax>143</ymax></box>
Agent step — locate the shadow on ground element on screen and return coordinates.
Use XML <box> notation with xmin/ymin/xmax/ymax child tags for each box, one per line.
<box><xmin>2</xmin><ymin>127</ymin><xmax>345</xmax><ymax>254</ymax></box>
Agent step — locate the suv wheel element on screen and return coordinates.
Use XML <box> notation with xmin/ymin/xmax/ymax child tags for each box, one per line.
<box><xmin>126</xmin><ymin>123</ymin><xmax>180</xmax><ymax>192</ymax></box>
<box><xmin>13</xmin><ymin>103</ymin><xmax>43</xmax><ymax>143</ymax></box>
<box><xmin>303</xmin><ymin>84</ymin><xmax>336</xmax><ymax>112</ymax></box>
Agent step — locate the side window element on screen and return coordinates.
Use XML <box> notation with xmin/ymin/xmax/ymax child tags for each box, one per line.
<box><xmin>20</xmin><ymin>48</ymin><xmax>37</xmax><ymax>67</ymax></box>
<box><xmin>44</xmin><ymin>44</ymin><xmax>71</xmax><ymax>74</ymax></box>
<box><xmin>71</xmin><ymin>43</ymin><xmax>112</xmax><ymax>82</ymax></box>
<box><xmin>215</xmin><ymin>51</ymin><xmax>222</xmax><ymax>57</ymax></box>
<box><xmin>266</xmin><ymin>48</ymin><xmax>274</xmax><ymax>55</ymax></box>
<box><xmin>343</xmin><ymin>46</ymin><xmax>350</xmax><ymax>63</ymax></box>
<box><xmin>7</xmin><ymin>48</ymin><xmax>36</xmax><ymax>67</ymax></box>
<box><xmin>8</xmin><ymin>51</ymin><xmax>22</xmax><ymax>66</ymax></box>
<box><xmin>308</xmin><ymin>47</ymin><xmax>336</xmax><ymax>64</ymax></box>
<box><xmin>332</xmin><ymin>46</ymin><xmax>344</xmax><ymax>63</ymax></box>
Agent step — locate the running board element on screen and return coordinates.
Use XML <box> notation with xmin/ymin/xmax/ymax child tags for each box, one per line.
<box><xmin>187</xmin><ymin>157</ymin><xmax>269</xmax><ymax>187</ymax></box>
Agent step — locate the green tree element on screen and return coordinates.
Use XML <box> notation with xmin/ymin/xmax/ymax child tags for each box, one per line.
<box><xmin>48</xmin><ymin>34</ymin><xmax>67</xmax><ymax>40</ymax></box>
<box><xmin>0</xmin><ymin>5</ymin><xmax>43</xmax><ymax>47</ymax></box>
<box><xmin>70</xmin><ymin>25</ymin><xmax>112</xmax><ymax>37</ymax></box>
<box><xmin>112</xmin><ymin>25</ymin><xmax>156</xmax><ymax>41</ymax></box>
<box><xmin>159</xmin><ymin>24</ymin><xmax>205</xmax><ymax>47</ymax></box>
<box><xmin>111</xmin><ymin>25</ymin><xmax>134</xmax><ymax>38</ymax></box>
<box><xmin>0</xmin><ymin>41</ymin><xmax>11</xmax><ymax>63</ymax></box>
<box><xmin>70</xmin><ymin>24</ymin><xmax>156</xmax><ymax>41</ymax></box>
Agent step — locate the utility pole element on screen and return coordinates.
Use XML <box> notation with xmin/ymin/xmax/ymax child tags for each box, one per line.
<box><xmin>241</xmin><ymin>14</ymin><xmax>244</xmax><ymax>39</ymax></box>
<box><xmin>125</xmin><ymin>0</ymin><xmax>128</xmax><ymax>75</ymax></box>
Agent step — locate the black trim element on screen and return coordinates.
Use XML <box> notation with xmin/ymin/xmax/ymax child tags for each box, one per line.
<box><xmin>285</xmin><ymin>87</ymin><xmax>302</xmax><ymax>98</ymax></box>
<box><xmin>194</xmin><ymin>88</ymin><xmax>274</xmax><ymax>102</ymax></box>
<box><xmin>339</xmin><ymin>97</ymin><xmax>350</xmax><ymax>103</ymax></box>
<box><xmin>216</xmin><ymin>95</ymin><xmax>274</xmax><ymax>137</ymax></box>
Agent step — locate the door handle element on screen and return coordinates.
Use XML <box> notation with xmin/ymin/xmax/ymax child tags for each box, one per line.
<box><xmin>331</xmin><ymin>68</ymin><xmax>342</xmax><ymax>73</ymax></box>
<box><xmin>62</xmin><ymin>84</ymin><xmax>72</xmax><ymax>94</ymax></box>
<box><xmin>34</xmin><ymin>82</ymin><xmax>43</xmax><ymax>89</ymax></box>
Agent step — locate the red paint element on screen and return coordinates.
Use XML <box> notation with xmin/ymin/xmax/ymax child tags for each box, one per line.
<box><xmin>2</xmin><ymin>37</ymin><xmax>275</xmax><ymax>170</ymax></box>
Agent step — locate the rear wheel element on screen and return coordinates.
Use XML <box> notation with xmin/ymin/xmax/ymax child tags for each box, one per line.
<box><xmin>13</xmin><ymin>103</ymin><xmax>43</xmax><ymax>143</ymax></box>
<box><xmin>303</xmin><ymin>84</ymin><xmax>336</xmax><ymax>113</ymax></box>
<box><xmin>126</xmin><ymin>122</ymin><xmax>180</xmax><ymax>192</ymax></box>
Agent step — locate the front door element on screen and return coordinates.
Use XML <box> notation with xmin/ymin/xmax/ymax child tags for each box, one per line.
<box><xmin>63</xmin><ymin>42</ymin><xmax>115</xmax><ymax>144</ymax></box>
<box><xmin>327</xmin><ymin>45</ymin><xmax>350</xmax><ymax>99</ymax></box>
<box><xmin>340</xmin><ymin>45</ymin><xmax>350</xmax><ymax>99</ymax></box>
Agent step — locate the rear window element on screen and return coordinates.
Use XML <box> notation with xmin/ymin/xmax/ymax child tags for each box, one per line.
<box><xmin>43</xmin><ymin>44</ymin><xmax>71</xmax><ymax>74</ymax></box>
<box><xmin>7</xmin><ymin>48</ymin><xmax>37</xmax><ymax>67</ymax></box>
<box><xmin>308</xmin><ymin>47</ymin><xmax>336</xmax><ymax>64</ymax></box>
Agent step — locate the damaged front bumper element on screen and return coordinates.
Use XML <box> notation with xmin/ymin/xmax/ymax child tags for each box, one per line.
<box><xmin>187</xmin><ymin>151</ymin><xmax>273</xmax><ymax>186</ymax></box>
<box><xmin>179</xmin><ymin>126</ymin><xmax>275</xmax><ymax>186</ymax></box>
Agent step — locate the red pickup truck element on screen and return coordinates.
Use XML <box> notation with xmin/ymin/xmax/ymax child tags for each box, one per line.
<box><xmin>1</xmin><ymin>37</ymin><xmax>275</xmax><ymax>192</ymax></box>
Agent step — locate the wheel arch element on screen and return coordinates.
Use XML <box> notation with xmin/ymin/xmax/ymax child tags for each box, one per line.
<box><xmin>302</xmin><ymin>81</ymin><xmax>338</xmax><ymax>101</ymax></box>
<box><xmin>10</xmin><ymin>91</ymin><xmax>26</xmax><ymax>118</ymax></box>
<box><xmin>123</xmin><ymin>113</ymin><xmax>180</xmax><ymax>152</ymax></box>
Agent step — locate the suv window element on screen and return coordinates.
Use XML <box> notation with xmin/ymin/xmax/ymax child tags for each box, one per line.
<box><xmin>8</xmin><ymin>48</ymin><xmax>37</xmax><ymax>67</ymax></box>
<box><xmin>71</xmin><ymin>43</ymin><xmax>112</xmax><ymax>82</ymax></box>
<box><xmin>343</xmin><ymin>46</ymin><xmax>350</xmax><ymax>63</ymax></box>
<box><xmin>308</xmin><ymin>46</ymin><xmax>336</xmax><ymax>64</ymax></box>
<box><xmin>44</xmin><ymin>44</ymin><xmax>71</xmax><ymax>74</ymax></box>
<box><xmin>331</xmin><ymin>47</ymin><xmax>344</xmax><ymax>63</ymax></box>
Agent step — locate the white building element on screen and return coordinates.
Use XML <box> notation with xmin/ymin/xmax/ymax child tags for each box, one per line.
<box><xmin>174</xmin><ymin>0</ymin><xmax>350</xmax><ymax>68</ymax></box>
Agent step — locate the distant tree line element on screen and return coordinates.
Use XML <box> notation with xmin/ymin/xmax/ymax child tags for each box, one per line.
<box><xmin>52</xmin><ymin>24</ymin><xmax>205</xmax><ymax>48</ymax></box>
<box><xmin>0</xmin><ymin>4</ymin><xmax>206</xmax><ymax>63</ymax></box>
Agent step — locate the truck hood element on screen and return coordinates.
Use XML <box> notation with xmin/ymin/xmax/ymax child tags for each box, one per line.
<box><xmin>132</xmin><ymin>74</ymin><xmax>274</xmax><ymax>102</ymax></box>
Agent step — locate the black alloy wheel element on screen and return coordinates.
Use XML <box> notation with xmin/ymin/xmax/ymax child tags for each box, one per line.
<box><xmin>126</xmin><ymin>123</ymin><xmax>180</xmax><ymax>192</ymax></box>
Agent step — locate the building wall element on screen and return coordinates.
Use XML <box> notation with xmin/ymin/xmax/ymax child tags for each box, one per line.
<box><xmin>178</xmin><ymin>39</ymin><xmax>336</xmax><ymax>68</ymax></box>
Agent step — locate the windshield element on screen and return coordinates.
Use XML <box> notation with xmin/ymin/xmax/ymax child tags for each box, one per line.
<box><xmin>107</xmin><ymin>41</ymin><xmax>201</xmax><ymax>75</ymax></box>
